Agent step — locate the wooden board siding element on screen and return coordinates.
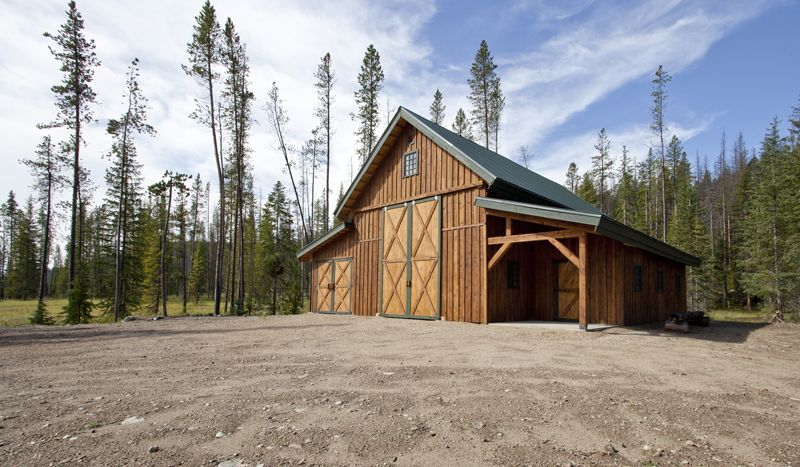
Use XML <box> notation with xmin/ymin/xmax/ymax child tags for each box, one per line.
<box><xmin>311</xmin><ymin>124</ymin><xmax>487</xmax><ymax>323</ymax></box>
<box><xmin>352</xmin><ymin>124</ymin><xmax>484</xmax><ymax>213</ymax></box>
<box><xmin>623</xmin><ymin>246</ymin><xmax>687</xmax><ymax>325</ymax></box>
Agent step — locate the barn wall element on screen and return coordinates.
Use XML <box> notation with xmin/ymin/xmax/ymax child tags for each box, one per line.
<box><xmin>313</xmin><ymin>125</ymin><xmax>488</xmax><ymax>323</ymax></box>
<box><xmin>623</xmin><ymin>246</ymin><xmax>687</xmax><ymax>325</ymax></box>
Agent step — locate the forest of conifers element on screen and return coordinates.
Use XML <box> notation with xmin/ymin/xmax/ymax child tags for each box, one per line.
<box><xmin>1</xmin><ymin>1</ymin><xmax>798</xmax><ymax>325</ymax></box>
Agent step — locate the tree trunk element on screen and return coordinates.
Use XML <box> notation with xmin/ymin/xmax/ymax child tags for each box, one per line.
<box><xmin>37</xmin><ymin>172</ymin><xmax>53</xmax><ymax>305</ymax></box>
<box><xmin>160</xmin><ymin>184</ymin><xmax>173</xmax><ymax>318</ymax></box>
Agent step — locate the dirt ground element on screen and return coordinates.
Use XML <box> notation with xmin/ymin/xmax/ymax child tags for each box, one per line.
<box><xmin>0</xmin><ymin>314</ymin><xmax>798</xmax><ymax>466</ymax></box>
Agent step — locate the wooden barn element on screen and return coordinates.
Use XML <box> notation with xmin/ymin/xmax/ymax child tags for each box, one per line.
<box><xmin>297</xmin><ymin>107</ymin><xmax>700</xmax><ymax>329</ymax></box>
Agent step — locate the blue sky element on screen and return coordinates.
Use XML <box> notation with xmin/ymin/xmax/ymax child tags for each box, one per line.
<box><xmin>0</xmin><ymin>0</ymin><xmax>798</xmax><ymax>234</ymax></box>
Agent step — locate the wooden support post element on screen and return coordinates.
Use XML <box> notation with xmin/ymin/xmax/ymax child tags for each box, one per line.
<box><xmin>578</xmin><ymin>232</ymin><xmax>588</xmax><ymax>331</ymax></box>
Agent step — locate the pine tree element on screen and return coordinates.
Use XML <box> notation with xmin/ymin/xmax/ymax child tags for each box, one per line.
<box><xmin>650</xmin><ymin>65</ymin><xmax>671</xmax><ymax>241</ymax></box>
<box><xmin>741</xmin><ymin>119</ymin><xmax>789</xmax><ymax>320</ymax></box>
<box><xmin>7</xmin><ymin>199</ymin><xmax>40</xmax><ymax>300</ymax></box>
<box><xmin>314</xmin><ymin>52</ymin><xmax>335</xmax><ymax>232</ymax></box>
<box><xmin>41</xmin><ymin>0</ymin><xmax>100</xmax><ymax>294</ymax></box>
<box><xmin>352</xmin><ymin>44</ymin><xmax>384</xmax><ymax>165</ymax></box>
<box><xmin>468</xmin><ymin>40</ymin><xmax>499</xmax><ymax>149</ymax></box>
<box><xmin>185</xmin><ymin>0</ymin><xmax>225</xmax><ymax>315</ymax></box>
<box><xmin>22</xmin><ymin>136</ymin><xmax>66</xmax><ymax>324</ymax></box>
<box><xmin>105</xmin><ymin>58</ymin><xmax>155</xmax><ymax>320</ymax></box>
<box><xmin>592</xmin><ymin>128</ymin><xmax>614</xmax><ymax>214</ymax></box>
<box><xmin>489</xmin><ymin>77</ymin><xmax>505</xmax><ymax>152</ymax></box>
<box><xmin>565</xmin><ymin>162</ymin><xmax>579</xmax><ymax>193</ymax></box>
<box><xmin>452</xmin><ymin>108</ymin><xmax>473</xmax><ymax>139</ymax></box>
<box><xmin>429</xmin><ymin>89</ymin><xmax>446</xmax><ymax>125</ymax></box>
<box><xmin>615</xmin><ymin>146</ymin><xmax>634</xmax><ymax>225</ymax></box>
<box><xmin>576</xmin><ymin>172</ymin><xmax>598</xmax><ymax>208</ymax></box>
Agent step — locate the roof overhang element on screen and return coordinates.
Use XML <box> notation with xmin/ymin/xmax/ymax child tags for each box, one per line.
<box><xmin>296</xmin><ymin>221</ymin><xmax>355</xmax><ymax>262</ymax></box>
<box><xmin>475</xmin><ymin>197</ymin><xmax>701</xmax><ymax>266</ymax></box>
<box><xmin>333</xmin><ymin>107</ymin><xmax>495</xmax><ymax>220</ymax></box>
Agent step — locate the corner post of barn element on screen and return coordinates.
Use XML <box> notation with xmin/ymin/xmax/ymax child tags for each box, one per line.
<box><xmin>578</xmin><ymin>232</ymin><xmax>588</xmax><ymax>331</ymax></box>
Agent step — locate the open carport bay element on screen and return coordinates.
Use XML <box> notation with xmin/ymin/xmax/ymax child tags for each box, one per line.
<box><xmin>0</xmin><ymin>313</ymin><xmax>798</xmax><ymax>465</ymax></box>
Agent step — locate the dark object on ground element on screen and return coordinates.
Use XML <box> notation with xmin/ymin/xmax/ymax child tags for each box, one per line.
<box><xmin>666</xmin><ymin>311</ymin><xmax>709</xmax><ymax>332</ymax></box>
<box><xmin>122</xmin><ymin>316</ymin><xmax>137</xmax><ymax>323</ymax></box>
<box><xmin>152</xmin><ymin>316</ymin><xmax>164</xmax><ymax>321</ymax></box>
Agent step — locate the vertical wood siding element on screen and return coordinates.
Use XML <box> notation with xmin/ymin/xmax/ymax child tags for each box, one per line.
<box><xmin>311</xmin><ymin>126</ymin><xmax>487</xmax><ymax>323</ymax></box>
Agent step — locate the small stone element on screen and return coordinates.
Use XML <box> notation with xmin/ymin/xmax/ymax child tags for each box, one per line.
<box><xmin>215</xmin><ymin>431</ymin><xmax>226</xmax><ymax>438</ymax></box>
<box><xmin>120</xmin><ymin>416</ymin><xmax>144</xmax><ymax>425</ymax></box>
<box><xmin>304</xmin><ymin>438</ymin><xmax>312</xmax><ymax>444</ymax></box>
<box><xmin>603</xmin><ymin>444</ymin><xmax>618</xmax><ymax>454</ymax></box>
<box><xmin>148</xmin><ymin>446</ymin><xmax>160</xmax><ymax>453</ymax></box>
<box><xmin>684</xmin><ymin>440</ymin><xmax>696</xmax><ymax>447</ymax></box>
<box><xmin>681</xmin><ymin>461</ymin><xmax>690</xmax><ymax>465</ymax></box>
<box><xmin>642</xmin><ymin>444</ymin><xmax>652</xmax><ymax>451</ymax></box>
<box><xmin>334</xmin><ymin>400</ymin><xmax>343</xmax><ymax>406</ymax></box>
<box><xmin>472</xmin><ymin>421</ymin><xmax>485</xmax><ymax>429</ymax></box>
<box><xmin>382</xmin><ymin>372</ymin><xmax>395</xmax><ymax>376</ymax></box>
<box><xmin>289</xmin><ymin>443</ymin><xmax>302</xmax><ymax>449</ymax></box>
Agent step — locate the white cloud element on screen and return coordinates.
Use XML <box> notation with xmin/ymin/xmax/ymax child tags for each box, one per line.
<box><xmin>0</xmin><ymin>0</ymin><xmax>774</xmax><ymax>246</ymax></box>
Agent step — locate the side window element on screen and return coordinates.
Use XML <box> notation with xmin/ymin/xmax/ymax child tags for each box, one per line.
<box><xmin>657</xmin><ymin>270</ymin><xmax>665</xmax><ymax>293</ymax></box>
<box><xmin>633</xmin><ymin>264</ymin><xmax>642</xmax><ymax>292</ymax></box>
<box><xmin>507</xmin><ymin>261</ymin><xmax>520</xmax><ymax>289</ymax></box>
<box><xmin>402</xmin><ymin>151</ymin><xmax>418</xmax><ymax>178</ymax></box>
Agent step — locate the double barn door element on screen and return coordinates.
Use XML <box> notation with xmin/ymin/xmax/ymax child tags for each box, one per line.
<box><xmin>381</xmin><ymin>197</ymin><xmax>440</xmax><ymax>319</ymax></box>
<box><xmin>315</xmin><ymin>258</ymin><xmax>352</xmax><ymax>314</ymax></box>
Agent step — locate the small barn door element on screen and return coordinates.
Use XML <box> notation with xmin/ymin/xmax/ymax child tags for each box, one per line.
<box><xmin>555</xmin><ymin>261</ymin><xmax>579</xmax><ymax>320</ymax></box>
<box><xmin>314</xmin><ymin>259</ymin><xmax>352</xmax><ymax>314</ymax></box>
<box><xmin>315</xmin><ymin>260</ymin><xmax>333</xmax><ymax>313</ymax></box>
<box><xmin>410</xmin><ymin>198</ymin><xmax>440</xmax><ymax>317</ymax></box>
<box><xmin>381</xmin><ymin>197</ymin><xmax>440</xmax><ymax>319</ymax></box>
<box><xmin>333</xmin><ymin>259</ymin><xmax>352</xmax><ymax>313</ymax></box>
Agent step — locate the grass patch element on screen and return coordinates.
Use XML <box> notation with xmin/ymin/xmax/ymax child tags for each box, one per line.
<box><xmin>707</xmin><ymin>308</ymin><xmax>772</xmax><ymax>324</ymax></box>
<box><xmin>0</xmin><ymin>296</ymin><xmax>223</xmax><ymax>328</ymax></box>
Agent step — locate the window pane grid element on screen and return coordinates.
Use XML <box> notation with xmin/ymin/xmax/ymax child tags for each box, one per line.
<box><xmin>403</xmin><ymin>151</ymin><xmax>418</xmax><ymax>177</ymax></box>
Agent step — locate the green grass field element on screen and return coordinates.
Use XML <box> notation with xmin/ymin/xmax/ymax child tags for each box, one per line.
<box><xmin>0</xmin><ymin>298</ymin><xmax>776</xmax><ymax>327</ymax></box>
<box><xmin>0</xmin><ymin>297</ymin><xmax>234</xmax><ymax>327</ymax></box>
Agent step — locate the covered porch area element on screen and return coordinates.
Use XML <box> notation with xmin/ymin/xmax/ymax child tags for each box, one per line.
<box><xmin>479</xmin><ymin>198</ymin><xmax>626</xmax><ymax>330</ymax></box>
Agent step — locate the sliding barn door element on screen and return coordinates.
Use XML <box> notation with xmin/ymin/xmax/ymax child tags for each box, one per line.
<box><xmin>333</xmin><ymin>259</ymin><xmax>352</xmax><ymax>313</ymax></box>
<box><xmin>382</xmin><ymin>204</ymin><xmax>409</xmax><ymax>316</ymax></box>
<box><xmin>381</xmin><ymin>198</ymin><xmax>440</xmax><ymax>319</ymax></box>
<box><xmin>410</xmin><ymin>198</ymin><xmax>440</xmax><ymax>317</ymax></box>
<box><xmin>315</xmin><ymin>260</ymin><xmax>332</xmax><ymax>313</ymax></box>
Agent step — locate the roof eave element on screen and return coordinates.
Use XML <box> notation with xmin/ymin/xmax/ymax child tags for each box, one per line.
<box><xmin>296</xmin><ymin>221</ymin><xmax>355</xmax><ymax>261</ymax></box>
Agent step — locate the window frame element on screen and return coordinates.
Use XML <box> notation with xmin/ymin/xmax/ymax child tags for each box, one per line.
<box><xmin>402</xmin><ymin>151</ymin><xmax>418</xmax><ymax>178</ymax></box>
<box><xmin>656</xmin><ymin>269</ymin><xmax>665</xmax><ymax>293</ymax></box>
<box><xmin>633</xmin><ymin>264</ymin><xmax>643</xmax><ymax>293</ymax></box>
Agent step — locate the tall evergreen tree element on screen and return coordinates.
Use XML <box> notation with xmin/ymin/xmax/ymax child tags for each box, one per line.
<box><xmin>106</xmin><ymin>58</ymin><xmax>155</xmax><ymax>320</ymax></box>
<box><xmin>185</xmin><ymin>0</ymin><xmax>225</xmax><ymax>315</ymax></box>
<box><xmin>352</xmin><ymin>44</ymin><xmax>384</xmax><ymax>165</ymax></box>
<box><xmin>429</xmin><ymin>89</ymin><xmax>446</xmax><ymax>125</ymax></box>
<box><xmin>41</xmin><ymin>0</ymin><xmax>100</xmax><ymax>298</ymax></box>
<box><xmin>650</xmin><ymin>65</ymin><xmax>671</xmax><ymax>241</ymax></box>
<box><xmin>615</xmin><ymin>146</ymin><xmax>634</xmax><ymax>225</ymax></box>
<box><xmin>22</xmin><ymin>136</ymin><xmax>66</xmax><ymax>324</ymax></box>
<box><xmin>468</xmin><ymin>40</ymin><xmax>499</xmax><ymax>149</ymax></box>
<box><xmin>314</xmin><ymin>52</ymin><xmax>335</xmax><ymax>232</ymax></box>
<box><xmin>7</xmin><ymin>199</ymin><xmax>39</xmax><ymax>300</ymax></box>
<box><xmin>592</xmin><ymin>128</ymin><xmax>614</xmax><ymax>214</ymax></box>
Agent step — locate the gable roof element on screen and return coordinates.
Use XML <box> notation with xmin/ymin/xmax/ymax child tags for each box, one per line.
<box><xmin>334</xmin><ymin>106</ymin><xmax>598</xmax><ymax>220</ymax></box>
<box><xmin>322</xmin><ymin>106</ymin><xmax>699</xmax><ymax>267</ymax></box>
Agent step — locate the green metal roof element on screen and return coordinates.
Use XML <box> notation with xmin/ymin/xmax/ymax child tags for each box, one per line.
<box><xmin>475</xmin><ymin>197</ymin><xmax>701</xmax><ymax>266</ymax></box>
<box><xmin>334</xmin><ymin>106</ymin><xmax>599</xmax><ymax>219</ymax></box>
<box><xmin>296</xmin><ymin>221</ymin><xmax>354</xmax><ymax>261</ymax></box>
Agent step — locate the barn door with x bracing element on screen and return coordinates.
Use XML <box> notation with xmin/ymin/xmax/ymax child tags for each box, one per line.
<box><xmin>381</xmin><ymin>197</ymin><xmax>440</xmax><ymax>319</ymax></box>
<box><xmin>314</xmin><ymin>258</ymin><xmax>352</xmax><ymax>314</ymax></box>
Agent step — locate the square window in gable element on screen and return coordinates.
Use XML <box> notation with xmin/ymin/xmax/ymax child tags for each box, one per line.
<box><xmin>403</xmin><ymin>151</ymin><xmax>418</xmax><ymax>178</ymax></box>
